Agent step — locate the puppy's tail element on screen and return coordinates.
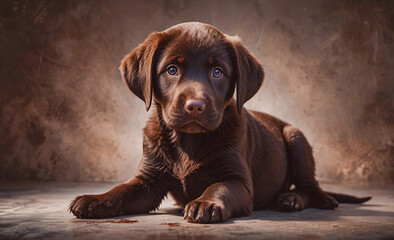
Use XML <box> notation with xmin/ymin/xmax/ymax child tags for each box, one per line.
<box><xmin>326</xmin><ymin>192</ymin><xmax>372</xmax><ymax>204</ymax></box>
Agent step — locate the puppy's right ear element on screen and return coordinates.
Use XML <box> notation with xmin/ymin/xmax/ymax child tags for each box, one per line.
<box><xmin>228</xmin><ymin>36</ymin><xmax>264</xmax><ymax>115</ymax></box>
<box><xmin>119</xmin><ymin>32</ymin><xmax>170</xmax><ymax>111</ymax></box>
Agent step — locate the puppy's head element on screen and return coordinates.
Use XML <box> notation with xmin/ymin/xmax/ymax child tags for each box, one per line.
<box><xmin>120</xmin><ymin>22</ymin><xmax>264</xmax><ymax>133</ymax></box>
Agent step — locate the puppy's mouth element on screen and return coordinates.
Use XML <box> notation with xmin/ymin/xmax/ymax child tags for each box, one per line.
<box><xmin>163</xmin><ymin>110</ymin><xmax>222</xmax><ymax>134</ymax></box>
<box><xmin>177</xmin><ymin>120</ymin><xmax>208</xmax><ymax>134</ymax></box>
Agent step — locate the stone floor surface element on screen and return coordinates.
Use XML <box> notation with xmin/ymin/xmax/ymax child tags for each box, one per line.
<box><xmin>0</xmin><ymin>181</ymin><xmax>393</xmax><ymax>240</ymax></box>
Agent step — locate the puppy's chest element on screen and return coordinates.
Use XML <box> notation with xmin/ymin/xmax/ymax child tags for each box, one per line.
<box><xmin>170</xmin><ymin>155</ymin><xmax>218</xmax><ymax>200</ymax></box>
<box><xmin>171</xmin><ymin>153</ymin><xmax>200</xmax><ymax>180</ymax></box>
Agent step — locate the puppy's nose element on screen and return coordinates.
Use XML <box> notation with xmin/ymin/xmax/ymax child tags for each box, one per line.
<box><xmin>185</xmin><ymin>99</ymin><xmax>206</xmax><ymax>117</ymax></box>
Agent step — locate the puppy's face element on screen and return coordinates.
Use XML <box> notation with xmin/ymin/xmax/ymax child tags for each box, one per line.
<box><xmin>153</xmin><ymin>30</ymin><xmax>235</xmax><ymax>133</ymax></box>
<box><xmin>120</xmin><ymin>22</ymin><xmax>264</xmax><ymax>134</ymax></box>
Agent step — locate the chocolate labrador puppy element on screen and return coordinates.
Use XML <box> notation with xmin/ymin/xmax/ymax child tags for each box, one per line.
<box><xmin>69</xmin><ymin>22</ymin><xmax>371</xmax><ymax>223</ymax></box>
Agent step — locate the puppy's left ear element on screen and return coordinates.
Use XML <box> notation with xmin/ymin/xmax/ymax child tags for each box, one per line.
<box><xmin>119</xmin><ymin>32</ymin><xmax>170</xmax><ymax>111</ymax></box>
<box><xmin>230</xmin><ymin>37</ymin><xmax>264</xmax><ymax>114</ymax></box>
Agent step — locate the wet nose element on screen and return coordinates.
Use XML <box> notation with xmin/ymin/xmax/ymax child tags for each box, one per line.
<box><xmin>185</xmin><ymin>99</ymin><xmax>206</xmax><ymax>117</ymax></box>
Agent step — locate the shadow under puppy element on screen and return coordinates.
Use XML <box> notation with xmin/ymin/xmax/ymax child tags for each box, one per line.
<box><xmin>69</xmin><ymin>22</ymin><xmax>371</xmax><ymax>223</ymax></box>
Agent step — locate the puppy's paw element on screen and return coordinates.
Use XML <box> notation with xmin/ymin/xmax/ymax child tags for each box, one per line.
<box><xmin>69</xmin><ymin>194</ymin><xmax>116</xmax><ymax>219</ymax></box>
<box><xmin>277</xmin><ymin>193</ymin><xmax>304</xmax><ymax>212</ymax></box>
<box><xmin>184</xmin><ymin>200</ymin><xmax>229</xmax><ymax>223</ymax></box>
<box><xmin>312</xmin><ymin>192</ymin><xmax>339</xmax><ymax>210</ymax></box>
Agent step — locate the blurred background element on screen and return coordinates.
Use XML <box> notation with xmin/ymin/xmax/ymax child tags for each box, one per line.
<box><xmin>0</xmin><ymin>0</ymin><xmax>393</xmax><ymax>183</ymax></box>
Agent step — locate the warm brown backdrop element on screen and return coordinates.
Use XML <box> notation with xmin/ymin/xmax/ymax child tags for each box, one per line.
<box><xmin>0</xmin><ymin>0</ymin><xmax>393</xmax><ymax>183</ymax></box>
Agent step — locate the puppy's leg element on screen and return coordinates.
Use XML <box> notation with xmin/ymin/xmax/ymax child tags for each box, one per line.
<box><xmin>69</xmin><ymin>177</ymin><xmax>167</xmax><ymax>219</ymax></box>
<box><xmin>283</xmin><ymin>126</ymin><xmax>338</xmax><ymax>210</ymax></box>
<box><xmin>184</xmin><ymin>181</ymin><xmax>252</xmax><ymax>223</ymax></box>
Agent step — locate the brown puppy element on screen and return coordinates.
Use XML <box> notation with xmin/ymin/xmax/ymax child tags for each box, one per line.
<box><xmin>69</xmin><ymin>22</ymin><xmax>371</xmax><ymax>223</ymax></box>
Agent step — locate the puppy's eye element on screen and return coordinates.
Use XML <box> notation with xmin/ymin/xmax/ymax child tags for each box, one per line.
<box><xmin>212</xmin><ymin>68</ymin><xmax>223</xmax><ymax>78</ymax></box>
<box><xmin>167</xmin><ymin>65</ymin><xmax>178</xmax><ymax>76</ymax></box>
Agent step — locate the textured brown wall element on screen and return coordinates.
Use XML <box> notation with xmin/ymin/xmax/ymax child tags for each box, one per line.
<box><xmin>0</xmin><ymin>0</ymin><xmax>393</xmax><ymax>183</ymax></box>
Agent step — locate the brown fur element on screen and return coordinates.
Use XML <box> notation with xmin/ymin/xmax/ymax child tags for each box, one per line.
<box><xmin>69</xmin><ymin>22</ymin><xmax>371</xmax><ymax>223</ymax></box>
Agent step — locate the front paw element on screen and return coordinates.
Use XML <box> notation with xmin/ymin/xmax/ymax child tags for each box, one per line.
<box><xmin>69</xmin><ymin>194</ymin><xmax>117</xmax><ymax>219</ymax></box>
<box><xmin>278</xmin><ymin>193</ymin><xmax>304</xmax><ymax>212</ymax></box>
<box><xmin>184</xmin><ymin>199</ymin><xmax>229</xmax><ymax>223</ymax></box>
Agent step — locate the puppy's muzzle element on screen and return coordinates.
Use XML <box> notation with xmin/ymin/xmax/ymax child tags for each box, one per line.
<box><xmin>185</xmin><ymin>99</ymin><xmax>206</xmax><ymax>118</ymax></box>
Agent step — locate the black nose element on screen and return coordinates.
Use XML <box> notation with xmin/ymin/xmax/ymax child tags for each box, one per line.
<box><xmin>185</xmin><ymin>99</ymin><xmax>206</xmax><ymax>117</ymax></box>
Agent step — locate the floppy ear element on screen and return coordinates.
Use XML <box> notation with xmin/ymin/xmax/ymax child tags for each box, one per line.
<box><xmin>230</xmin><ymin>37</ymin><xmax>264</xmax><ymax>114</ymax></box>
<box><xmin>119</xmin><ymin>32</ymin><xmax>169</xmax><ymax>111</ymax></box>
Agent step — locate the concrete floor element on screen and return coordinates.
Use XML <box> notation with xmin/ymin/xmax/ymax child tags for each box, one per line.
<box><xmin>0</xmin><ymin>181</ymin><xmax>393</xmax><ymax>240</ymax></box>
